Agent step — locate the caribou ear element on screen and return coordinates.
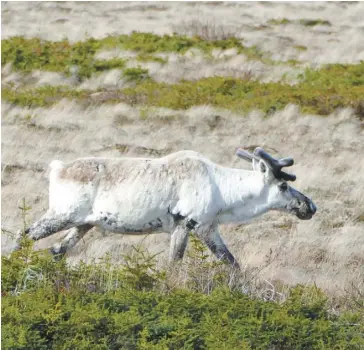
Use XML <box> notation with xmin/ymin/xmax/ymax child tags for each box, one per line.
<box><xmin>258</xmin><ymin>160</ymin><xmax>267</xmax><ymax>173</ymax></box>
<box><xmin>252</xmin><ymin>158</ymin><xmax>268</xmax><ymax>174</ymax></box>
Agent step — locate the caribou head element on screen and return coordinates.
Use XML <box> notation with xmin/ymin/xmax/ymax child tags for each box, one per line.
<box><xmin>236</xmin><ymin>147</ymin><xmax>317</xmax><ymax>220</ymax></box>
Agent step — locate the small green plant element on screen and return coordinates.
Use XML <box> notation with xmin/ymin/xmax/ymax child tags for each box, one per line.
<box><xmin>268</xmin><ymin>18</ymin><xmax>331</xmax><ymax>27</ymax></box>
<box><xmin>268</xmin><ymin>18</ymin><xmax>292</xmax><ymax>25</ymax></box>
<box><xmin>122</xmin><ymin>66</ymin><xmax>150</xmax><ymax>82</ymax></box>
<box><xmin>93</xmin><ymin>58</ymin><xmax>127</xmax><ymax>72</ymax></box>
<box><xmin>120</xmin><ymin>245</ymin><xmax>166</xmax><ymax>291</ymax></box>
<box><xmin>299</xmin><ymin>19</ymin><xmax>331</xmax><ymax>27</ymax></box>
<box><xmin>136</xmin><ymin>54</ymin><xmax>168</xmax><ymax>64</ymax></box>
<box><xmin>294</xmin><ymin>45</ymin><xmax>308</xmax><ymax>51</ymax></box>
<box><xmin>184</xmin><ymin>233</ymin><xmax>237</xmax><ymax>294</ymax></box>
<box><xmin>2</xmin><ymin>85</ymin><xmax>87</xmax><ymax>108</ymax></box>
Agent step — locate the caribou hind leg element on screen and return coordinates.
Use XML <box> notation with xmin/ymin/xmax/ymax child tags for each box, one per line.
<box><xmin>14</xmin><ymin>210</ymin><xmax>78</xmax><ymax>252</ymax></box>
<box><xmin>24</xmin><ymin>210</ymin><xmax>77</xmax><ymax>241</ymax></box>
<box><xmin>50</xmin><ymin>224</ymin><xmax>93</xmax><ymax>258</ymax></box>
<box><xmin>169</xmin><ymin>225</ymin><xmax>189</xmax><ymax>262</ymax></box>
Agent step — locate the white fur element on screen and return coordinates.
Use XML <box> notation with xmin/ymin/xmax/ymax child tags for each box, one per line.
<box><xmin>49</xmin><ymin>152</ymin><xmax>269</xmax><ymax>226</ymax></box>
<box><xmin>22</xmin><ymin>150</ymin><xmax>315</xmax><ymax>267</ymax></box>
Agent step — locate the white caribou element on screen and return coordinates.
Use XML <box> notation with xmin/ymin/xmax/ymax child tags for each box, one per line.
<box><xmin>18</xmin><ymin>147</ymin><xmax>317</xmax><ymax>268</ymax></box>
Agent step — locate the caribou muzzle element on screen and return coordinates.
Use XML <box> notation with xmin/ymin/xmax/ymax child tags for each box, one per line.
<box><xmin>287</xmin><ymin>191</ymin><xmax>317</xmax><ymax>220</ymax></box>
<box><xmin>288</xmin><ymin>188</ymin><xmax>317</xmax><ymax>220</ymax></box>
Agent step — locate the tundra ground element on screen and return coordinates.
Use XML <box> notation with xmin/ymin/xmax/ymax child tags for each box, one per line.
<box><xmin>2</xmin><ymin>1</ymin><xmax>364</xmax><ymax>298</ymax></box>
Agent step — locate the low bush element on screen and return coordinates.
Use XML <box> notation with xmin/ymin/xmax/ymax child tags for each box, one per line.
<box><xmin>1</xmin><ymin>85</ymin><xmax>88</xmax><ymax>108</ymax></box>
<box><xmin>3</xmin><ymin>61</ymin><xmax>363</xmax><ymax>116</ymax></box>
<box><xmin>2</xmin><ymin>234</ymin><xmax>363</xmax><ymax>350</ymax></box>
<box><xmin>268</xmin><ymin>18</ymin><xmax>331</xmax><ymax>27</ymax></box>
<box><xmin>1</xmin><ymin>37</ymin><xmax>127</xmax><ymax>80</ymax></box>
<box><xmin>1</xmin><ymin>32</ymin><xmax>256</xmax><ymax>81</ymax></box>
<box><xmin>299</xmin><ymin>19</ymin><xmax>331</xmax><ymax>27</ymax></box>
<box><xmin>120</xmin><ymin>69</ymin><xmax>364</xmax><ymax>116</ymax></box>
<box><xmin>122</xmin><ymin>67</ymin><xmax>150</xmax><ymax>83</ymax></box>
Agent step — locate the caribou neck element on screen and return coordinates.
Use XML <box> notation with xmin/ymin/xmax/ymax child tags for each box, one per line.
<box><xmin>215</xmin><ymin>167</ymin><xmax>270</xmax><ymax>223</ymax></box>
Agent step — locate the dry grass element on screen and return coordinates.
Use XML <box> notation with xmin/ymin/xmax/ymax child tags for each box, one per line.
<box><xmin>2</xmin><ymin>1</ymin><xmax>364</xmax><ymax>300</ymax></box>
<box><xmin>2</xmin><ymin>101</ymin><xmax>363</xmax><ymax>297</ymax></box>
<box><xmin>174</xmin><ymin>19</ymin><xmax>236</xmax><ymax>41</ymax></box>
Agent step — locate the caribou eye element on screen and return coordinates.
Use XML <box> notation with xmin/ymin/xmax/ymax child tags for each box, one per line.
<box><xmin>279</xmin><ymin>182</ymin><xmax>288</xmax><ymax>191</ymax></box>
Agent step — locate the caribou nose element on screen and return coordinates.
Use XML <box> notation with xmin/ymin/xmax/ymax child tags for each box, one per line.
<box><xmin>309</xmin><ymin>201</ymin><xmax>317</xmax><ymax>214</ymax></box>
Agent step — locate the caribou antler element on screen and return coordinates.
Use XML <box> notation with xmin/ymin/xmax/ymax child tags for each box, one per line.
<box><xmin>236</xmin><ymin>147</ymin><xmax>296</xmax><ymax>181</ymax></box>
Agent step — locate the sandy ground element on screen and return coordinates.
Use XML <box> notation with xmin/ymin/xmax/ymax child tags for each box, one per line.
<box><xmin>1</xmin><ymin>2</ymin><xmax>364</xmax><ymax>294</ymax></box>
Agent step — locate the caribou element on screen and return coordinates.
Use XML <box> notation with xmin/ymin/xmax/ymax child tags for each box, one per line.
<box><xmin>16</xmin><ymin>147</ymin><xmax>316</xmax><ymax>268</ymax></box>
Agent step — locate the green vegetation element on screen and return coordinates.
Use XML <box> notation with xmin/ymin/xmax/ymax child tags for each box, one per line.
<box><xmin>1</xmin><ymin>37</ymin><xmax>127</xmax><ymax>80</ymax></box>
<box><xmin>268</xmin><ymin>18</ymin><xmax>292</xmax><ymax>25</ymax></box>
<box><xmin>117</xmin><ymin>32</ymin><xmax>245</xmax><ymax>55</ymax></box>
<box><xmin>122</xmin><ymin>66</ymin><xmax>150</xmax><ymax>82</ymax></box>
<box><xmin>136</xmin><ymin>54</ymin><xmax>168</xmax><ymax>64</ymax></box>
<box><xmin>3</xmin><ymin>62</ymin><xmax>364</xmax><ymax>116</ymax></box>
<box><xmin>268</xmin><ymin>18</ymin><xmax>331</xmax><ymax>27</ymax></box>
<box><xmin>2</xmin><ymin>35</ymin><xmax>364</xmax><ymax>116</ymax></box>
<box><xmin>299</xmin><ymin>19</ymin><xmax>331</xmax><ymax>27</ymax></box>
<box><xmin>294</xmin><ymin>45</ymin><xmax>308</xmax><ymax>52</ymax></box>
<box><xmin>1</xmin><ymin>85</ymin><xmax>88</xmax><ymax>108</ymax></box>
<box><xmin>2</xmin><ymin>233</ymin><xmax>363</xmax><ymax>350</ymax></box>
<box><xmin>119</xmin><ymin>70</ymin><xmax>363</xmax><ymax>115</ymax></box>
<box><xmin>1</xmin><ymin>33</ymin><xmax>266</xmax><ymax>80</ymax></box>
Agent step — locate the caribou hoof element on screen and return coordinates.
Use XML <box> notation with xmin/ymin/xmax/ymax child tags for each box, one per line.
<box><xmin>49</xmin><ymin>244</ymin><xmax>66</xmax><ymax>261</ymax></box>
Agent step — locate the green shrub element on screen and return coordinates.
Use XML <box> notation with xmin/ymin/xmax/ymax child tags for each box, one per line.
<box><xmin>122</xmin><ymin>67</ymin><xmax>150</xmax><ymax>82</ymax></box>
<box><xmin>1</xmin><ymin>85</ymin><xmax>87</xmax><ymax>108</ymax></box>
<box><xmin>119</xmin><ymin>67</ymin><xmax>364</xmax><ymax>116</ymax></box>
<box><xmin>268</xmin><ymin>18</ymin><xmax>331</xmax><ymax>27</ymax></box>
<box><xmin>1</xmin><ymin>36</ymin><xmax>118</xmax><ymax>80</ymax></box>
<box><xmin>299</xmin><ymin>19</ymin><xmax>331</xmax><ymax>27</ymax></box>
<box><xmin>2</xmin><ymin>233</ymin><xmax>363</xmax><ymax>350</ymax></box>
<box><xmin>136</xmin><ymin>54</ymin><xmax>168</xmax><ymax>64</ymax></box>
<box><xmin>268</xmin><ymin>18</ymin><xmax>292</xmax><ymax>25</ymax></box>
<box><xmin>1</xmin><ymin>33</ymin><xmax>253</xmax><ymax>79</ymax></box>
<box><xmin>117</xmin><ymin>31</ymin><xmax>244</xmax><ymax>55</ymax></box>
<box><xmin>3</xmin><ymin>61</ymin><xmax>364</xmax><ymax>116</ymax></box>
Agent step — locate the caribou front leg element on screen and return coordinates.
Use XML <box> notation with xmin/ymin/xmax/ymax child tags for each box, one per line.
<box><xmin>196</xmin><ymin>222</ymin><xmax>240</xmax><ymax>269</ymax></box>
<box><xmin>169</xmin><ymin>225</ymin><xmax>189</xmax><ymax>262</ymax></box>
